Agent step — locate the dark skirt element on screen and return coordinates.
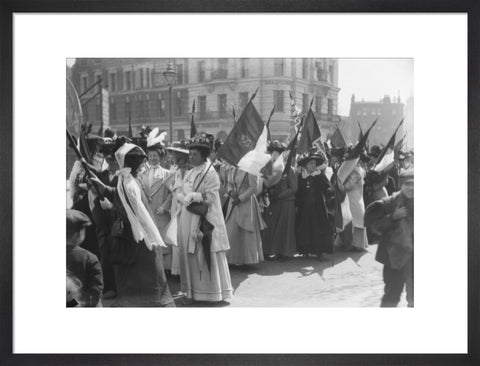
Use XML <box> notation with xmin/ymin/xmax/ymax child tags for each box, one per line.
<box><xmin>296</xmin><ymin>203</ymin><xmax>333</xmax><ymax>255</ymax></box>
<box><xmin>262</xmin><ymin>199</ymin><xmax>297</xmax><ymax>257</ymax></box>
<box><xmin>113</xmin><ymin>242</ymin><xmax>174</xmax><ymax>307</ymax></box>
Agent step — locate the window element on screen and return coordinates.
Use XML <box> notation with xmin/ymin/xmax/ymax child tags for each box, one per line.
<box><xmin>198</xmin><ymin>96</ymin><xmax>207</xmax><ymax>120</ymax></box>
<box><xmin>240</xmin><ymin>59</ymin><xmax>248</xmax><ymax>78</ymax></box>
<box><xmin>218</xmin><ymin>94</ymin><xmax>227</xmax><ymax>119</ymax></box>
<box><xmin>274</xmin><ymin>59</ymin><xmax>284</xmax><ymax>76</ymax></box>
<box><xmin>302</xmin><ymin>59</ymin><xmax>308</xmax><ymax>79</ymax></box>
<box><xmin>329</xmin><ymin>65</ymin><xmax>334</xmax><ymax>83</ymax></box>
<box><xmin>177</xmin><ymin>64</ymin><xmax>184</xmax><ymax>84</ymax></box>
<box><xmin>125</xmin><ymin>70</ymin><xmax>132</xmax><ymax>90</ymax></box>
<box><xmin>274</xmin><ymin>90</ymin><xmax>284</xmax><ymax>112</ymax></box>
<box><xmin>139</xmin><ymin>69</ymin><xmax>144</xmax><ymax>89</ymax></box>
<box><xmin>315</xmin><ymin>96</ymin><xmax>322</xmax><ymax>113</ymax></box>
<box><xmin>303</xmin><ymin>93</ymin><xmax>309</xmax><ymax>112</ymax></box>
<box><xmin>198</xmin><ymin>61</ymin><xmax>205</xmax><ymax>82</ymax></box>
<box><xmin>137</xmin><ymin>98</ymin><xmax>143</xmax><ymax>118</ymax></box>
<box><xmin>109</xmin><ymin>72</ymin><xmax>116</xmax><ymax>92</ymax></box>
<box><xmin>145</xmin><ymin>95</ymin><xmax>150</xmax><ymax>117</ymax></box>
<box><xmin>96</xmin><ymin>99</ymin><xmax>101</xmax><ymax>121</ymax></box>
<box><xmin>177</xmin><ymin>130</ymin><xmax>185</xmax><ymax>140</ymax></box>
<box><xmin>175</xmin><ymin>91</ymin><xmax>183</xmax><ymax>117</ymax></box>
<box><xmin>95</xmin><ymin>74</ymin><xmax>102</xmax><ymax>93</ymax></box>
<box><xmin>157</xmin><ymin>97</ymin><xmax>165</xmax><ymax>117</ymax></box>
<box><xmin>110</xmin><ymin>98</ymin><xmax>116</xmax><ymax>120</ymax></box>
<box><xmin>328</xmin><ymin>99</ymin><xmax>333</xmax><ymax>115</ymax></box>
<box><xmin>146</xmin><ymin>68</ymin><xmax>151</xmax><ymax>88</ymax></box>
<box><xmin>81</xmin><ymin>75</ymin><xmax>88</xmax><ymax>94</ymax></box>
<box><xmin>213</xmin><ymin>59</ymin><xmax>228</xmax><ymax>79</ymax></box>
<box><xmin>239</xmin><ymin>92</ymin><xmax>249</xmax><ymax>111</ymax></box>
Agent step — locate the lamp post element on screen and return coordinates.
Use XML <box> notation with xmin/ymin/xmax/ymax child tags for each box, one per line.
<box><xmin>163</xmin><ymin>61</ymin><xmax>177</xmax><ymax>144</ymax></box>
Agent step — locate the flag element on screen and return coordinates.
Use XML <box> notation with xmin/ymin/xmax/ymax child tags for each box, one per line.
<box><xmin>337</xmin><ymin>119</ymin><xmax>377</xmax><ymax>184</ymax></box>
<box><xmin>297</xmin><ymin>102</ymin><xmax>321</xmax><ymax>155</ymax></box>
<box><xmin>190</xmin><ymin>99</ymin><xmax>197</xmax><ymax>138</ymax></box>
<box><xmin>374</xmin><ymin>119</ymin><xmax>404</xmax><ymax>172</ymax></box>
<box><xmin>330</xmin><ymin>127</ymin><xmax>347</xmax><ymax>149</ymax></box>
<box><xmin>266</xmin><ymin>105</ymin><xmax>275</xmax><ymax>143</ymax></box>
<box><xmin>357</xmin><ymin>121</ymin><xmax>363</xmax><ymax>142</ymax></box>
<box><xmin>282</xmin><ymin>123</ymin><xmax>302</xmax><ymax>176</ymax></box>
<box><xmin>217</xmin><ymin>90</ymin><xmax>270</xmax><ymax>176</ymax></box>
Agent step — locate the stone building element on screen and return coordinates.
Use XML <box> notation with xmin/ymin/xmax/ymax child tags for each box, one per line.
<box><xmin>70</xmin><ymin>58</ymin><xmax>341</xmax><ymax>142</ymax></box>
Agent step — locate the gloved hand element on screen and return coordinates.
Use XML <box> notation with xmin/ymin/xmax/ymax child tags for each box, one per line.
<box><xmin>183</xmin><ymin>192</ymin><xmax>203</xmax><ymax>206</ymax></box>
<box><xmin>100</xmin><ymin>198</ymin><xmax>113</xmax><ymax>210</ymax></box>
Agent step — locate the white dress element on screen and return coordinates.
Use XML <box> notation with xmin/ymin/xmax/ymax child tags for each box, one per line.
<box><xmin>177</xmin><ymin>162</ymin><xmax>233</xmax><ymax>302</ymax></box>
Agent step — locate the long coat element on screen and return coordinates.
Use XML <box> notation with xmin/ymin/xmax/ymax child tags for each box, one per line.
<box><xmin>296</xmin><ymin>170</ymin><xmax>334</xmax><ymax>255</ymax></box>
<box><xmin>262</xmin><ymin>168</ymin><xmax>298</xmax><ymax>257</ymax></box>
<box><xmin>365</xmin><ymin>191</ymin><xmax>414</xmax><ymax>269</ymax></box>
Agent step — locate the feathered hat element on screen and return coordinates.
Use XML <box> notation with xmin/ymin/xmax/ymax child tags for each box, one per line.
<box><xmin>267</xmin><ymin>140</ymin><xmax>287</xmax><ymax>153</ymax></box>
<box><xmin>297</xmin><ymin>149</ymin><xmax>326</xmax><ymax>167</ymax></box>
<box><xmin>187</xmin><ymin>132</ymin><xmax>214</xmax><ymax>153</ymax></box>
<box><xmin>146</xmin><ymin>128</ymin><xmax>167</xmax><ymax>151</ymax></box>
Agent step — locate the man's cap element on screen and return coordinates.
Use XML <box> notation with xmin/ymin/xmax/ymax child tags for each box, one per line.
<box><xmin>66</xmin><ymin>209</ymin><xmax>92</xmax><ymax>231</ymax></box>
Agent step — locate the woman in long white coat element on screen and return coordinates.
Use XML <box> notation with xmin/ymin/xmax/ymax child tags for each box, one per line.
<box><xmin>177</xmin><ymin>133</ymin><xmax>233</xmax><ymax>303</ymax></box>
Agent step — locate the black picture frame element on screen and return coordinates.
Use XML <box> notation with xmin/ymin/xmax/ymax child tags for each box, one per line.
<box><xmin>1</xmin><ymin>1</ymin><xmax>479</xmax><ymax>365</ymax></box>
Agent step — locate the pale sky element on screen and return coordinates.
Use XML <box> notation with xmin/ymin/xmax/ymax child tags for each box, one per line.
<box><xmin>337</xmin><ymin>58</ymin><xmax>414</xmax><ymax>116</ymax></box>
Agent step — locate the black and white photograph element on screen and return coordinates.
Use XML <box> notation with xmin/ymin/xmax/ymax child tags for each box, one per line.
<box><xmin>66</xmin><ymin>57</ymin><xmax>414</xmax><ymax>308</ymax></box>
<box><xmin>7</xmin><ymin>10</ymin><xmax>471</xmax><ymax>359</ymax></box>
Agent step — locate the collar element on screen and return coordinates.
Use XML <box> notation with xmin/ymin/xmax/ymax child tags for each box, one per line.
<box><xmin>301</xmin><ymin>168</ymin><xmax>323</xmax><ymax>179</ymax></box>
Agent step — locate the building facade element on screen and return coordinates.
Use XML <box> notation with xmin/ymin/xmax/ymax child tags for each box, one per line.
<box><xmin>348</xmin><ymin>94</ymin><xmax>405</xmax><ymax>148</ymax></box>
<box><xmin>70</xmin><ymin>58</ymin><xmax>341</xmax><ymax>142</ymax></box>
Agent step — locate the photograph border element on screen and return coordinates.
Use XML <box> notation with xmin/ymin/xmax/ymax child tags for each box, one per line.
<box><xmin>1</xmin><ymin>1</ymin><xmax>479</xmax><ymax>365</ymax></box>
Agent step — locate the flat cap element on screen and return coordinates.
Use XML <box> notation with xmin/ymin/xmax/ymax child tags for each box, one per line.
<box><xmin>66</xmin><ymin>209</ymin><xmax>91</xmax><ymax>230</ymax></box>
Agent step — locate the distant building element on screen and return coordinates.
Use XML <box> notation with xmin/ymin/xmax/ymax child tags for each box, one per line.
<box><xmin>348</xmin><ymin>94</ymin><xmax>405</xmax><ymax>148</ymax></box>
<box><xmin>70</xmin><ymin>58</ymin><xmax>341</xmax><ymax>141</ymax></box>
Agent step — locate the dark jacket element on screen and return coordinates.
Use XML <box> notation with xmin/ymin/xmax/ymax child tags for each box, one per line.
<box><xmin>365</xmin><ymin>191</ymin><xmax>414</xmax><ymax>269</ymax></box>
<box><xmin>67</xmin><ymin>245</ymin><xmax>103</xmax><ymax>306</ymax></box>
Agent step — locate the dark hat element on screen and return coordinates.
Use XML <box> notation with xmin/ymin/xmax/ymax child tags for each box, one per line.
<box><xmin>369</xmin><ymin>145</ymin><xmax>381</xmax><ymax>158</ymax></box>
<box><xmin>99</xmin><ymin>138</ymin><xmax>116</xmax><ymax>156</ymax></box>
<box><xmin>66</xmin><ymin>209</ymin><xmax>91</xmax><ymax>231</ymax></box>
<box><xmin>187</xmin><ymin>132</ymin><xmax>214</xmax><ymax>152</ymax></box>
<box><xmin>267</xmin><ymin>140</ymin><xmax>287</xmax><ymax>153</ymax></box>
<box><xmin>104</xmin><ymin>127</ymin><xmax>117</xmax><ymax>139</ymax></box>
<box><xmin>297</xmin><ymin>149</ymin><xmax>326</xmax><ymax>167</ymax></box>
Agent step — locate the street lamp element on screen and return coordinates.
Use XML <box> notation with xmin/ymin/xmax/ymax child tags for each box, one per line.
<box><xmin>163</xmin><ymin>61</ymin><xmax>177</xmax><ymax>144</ymax></box>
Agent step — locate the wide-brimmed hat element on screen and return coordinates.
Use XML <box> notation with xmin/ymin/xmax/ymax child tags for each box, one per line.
<box><xmin>187</xmin><ymin>132</ymin><xmax>214</xmax><ymax>152</ymax></box>
<box><xmin>167</xmin><ymin>140</ymin><xmax>190</xmax><ymax>155</ymax></box>
<box><xmin>267</xmin><ymin>140</ymin><xmax>287</xmax><ymax>153</ymax></box>
<box><xmin>297</xmin><ymin>150</ymin><xmax>326</xmax><ymax>167</ymax></box>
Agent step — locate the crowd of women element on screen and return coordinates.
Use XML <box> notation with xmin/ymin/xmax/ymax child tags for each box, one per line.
<box><xmin>66</xmin><ymin>126</ymin><xmax>414</xmax><ymax>307</ymax></box>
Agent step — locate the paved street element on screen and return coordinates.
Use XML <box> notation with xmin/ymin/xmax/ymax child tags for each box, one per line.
<box><xmin>167</xmin><ymin>244</ymin><xmax>407</xmax><ymax>307</ymax></box>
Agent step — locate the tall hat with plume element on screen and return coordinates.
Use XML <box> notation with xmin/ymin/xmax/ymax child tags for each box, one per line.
<box><xmin>146</xmin><ymin>127</ymin><xmax>168</xmax><ymax>151</ymax></box>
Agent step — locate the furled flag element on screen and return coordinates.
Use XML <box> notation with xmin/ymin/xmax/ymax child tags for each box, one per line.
<box><xmin>296</xmin><ymin>99</ymin><xmax>322</xmax><ymax>155</ymax></box>
<box><xmin>282</xmin><ymin>122</ymin><xmax>302</xmax><ymax>177</ymax></box>
<box><xmin>128</xmin><ymin>111</ymin><xmax>133</xmax><ymax>139</ymax></box>
<box><xmin>217</xmin><ymin>89</ymin><xmax>271</xmax><ymax>177</ymax></box>
<box><xmin>190</xmin><ymin>99</ymin><xmax>198</xmax><ymax>138</ymax></box>
<box><xmin>330</xmin><ymin>126</ymin><xmax>347</xmax><ymax>149</ymax></box>
<box><xmin>373</xmin><ymin>118</ymin><xmax>404</xmax><ymax>172</ymax></box>
<box><xmin>265</xmin><ymin>105</ymin><xmax>275</xmax><ymax>143</ymax></box>
<box><xmin>337</xmin><ymin>119</ymin><xmax>377</xmax><ymax>184</ymax></box>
